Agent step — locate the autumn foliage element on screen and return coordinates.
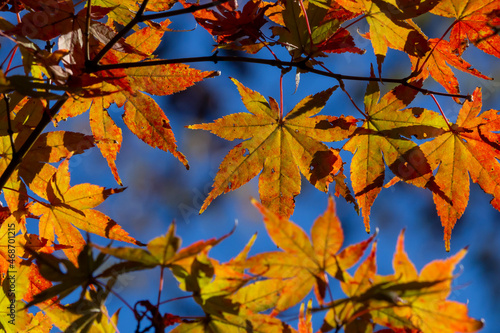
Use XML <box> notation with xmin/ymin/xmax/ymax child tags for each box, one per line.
<box><xmin>0</xmin><ymin>0</ymin><xmax>498</xmax><ymax>331</ymax></box>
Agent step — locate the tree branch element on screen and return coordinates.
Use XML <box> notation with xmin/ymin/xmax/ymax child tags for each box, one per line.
<box><xmin>87</xmin><ymin>54</ymin><xmax>472</xmax><ymax>101</ymax></box>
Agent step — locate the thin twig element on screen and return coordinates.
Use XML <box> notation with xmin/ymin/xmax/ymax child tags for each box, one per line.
<box><xmin>297</xmin><ymin>0</ymin><xmax>314</xmax><ymax>51</ymax></box>
<box><xmin>88</xmin><ymin>54</ymin><xmax>472</xmax><ymax>101</ymax></box>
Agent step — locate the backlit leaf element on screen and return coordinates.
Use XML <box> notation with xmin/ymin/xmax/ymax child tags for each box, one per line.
<box><xmin>418</xmin><ymin>88</ymin><xmax>500</xmax><ymax>250</ymax></box>
<box><xmin>336</xmin><ymin>0</ymin><xmax>430</xmax><ymax>70</ymax></box>
<box><xmin>189</xmin><ymin>78</ymin><xmax>356</xmax><ymax>217</ymax></box>
<box><xmin>28</xmin><ymin>159</ymin><xmax>141</xmax><ymax>264</ymax></box>
<box><xmin>431</xmin><ymin>0</ymin><xmax>500</xmax><ymax>56</ymax></box>
<box><xmin>409</xmin><ymin>39</ymin><xmax>491</xmax><ymax>103</ymax></box>
<box><xmin>246</xmin><ymin>197</ymin><xmax>374</xmax><ymax>313</ymax></box>
<box><xmin>344</xmin><ymin>77</ymin><xmax>448</xmax><ymax>232</ymax></box>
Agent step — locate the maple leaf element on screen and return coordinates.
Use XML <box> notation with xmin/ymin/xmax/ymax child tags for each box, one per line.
<box><xmin>186</xmin><ymin>0</ymin><xmax>271</xmax><ymax>53</ymax></box>
<box><xmin>272</xmin><ymin>0</ymin><xmax>363</xmax><ymax>59</ymax></box>
<box><xmin>378</xmin><ymin>231</ymin><xmax>484</xmax><ymax>332</ymax></box>
<box><xmin>28</xmin><ymin>159</ymin><xmax>142</xmax><ymax>265</ymax></box>
<box><xmin>165</xmin><ymin>231</ymin><xmax>297</xmax><ymax>333</ymax></box>
<box><xmin>189</xmin><ymin>78</ymin><xmax>357</xmax><ymax>217</ymax></box>
<box><xmin>431</xmin><ymin>0</ymin><xmax>500</xmax><ymax>56</ymax></box>
<box><xmin>11</xmin><ymin>0</ymin><xmax>76</xmax><ymax>41</ymax></box>
<box><xmin>323</xmin><ymin>231</ymin><xmax>484</xmax><ymax>332</ymax></box>
<box><xmin>336</xmin><ymin>0</ymin><xmax>430</xmax><ymax>70</ymax></box>
<box><xmin>321</xmin><ymin>241</ymin><xmax>379</xmax><ymax>332</ymax></box>
<box><xmin>344</xmin><ymin>77</ymin><xmax>448</xmax><ymax>233</ymax></box>
<box><xmin>0</xmin><ymin>94</ymin><xmax>94</xmax><ymax>218</ymax></box>
<box><xmin>53</xmin><ymin>23</ymin><xmax>217</xmax><ymax>182</ymax></box>
<box><xmin>410</xmin><ymin>39</ymin><xmax>491</xmax><ymax>103</ymax></box>
<box><xmin>0</xmin><ymin>263</ymin><xmax>53</xmax><ymax>333</ymax></box>
<box><xmin>9</xmin><ymin>1</ymin><xmax>145</xmax><ymax>67</ymax></box>
<box><xmin>416</xmin><ymin>88</ymin><xmax>500</xmax><ymax>251</ymax></box>
<box><xmin>92</xmin><ymin>0</ymin><xmax>139</xmax><ymax>28</ymax></box>
<box><xmin>25</xmin><ymin>243</ymin><xmax>121</xmax><ymax>332</ymax></box>
<box><xmin>89</xmin><ymin>95</ymin><xmax>123</xmax><ymax>185</ymax></box>
<box><xmin>102</xmin><ymin>223</ymin><xmax>256</xmax><ymax>331</ymax></box>
<box><xmin>245</xmin><ymin>197</ymin><xmax>375</xmax><ymax>314</ymax></box>
<box><xmin>0</xmin><ymin>216</ymin><xmax>20</xmax><ymax>275</ymax></box>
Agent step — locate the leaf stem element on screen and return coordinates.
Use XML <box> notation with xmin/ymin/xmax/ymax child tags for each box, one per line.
<box><xmin>297</xmin><ymin>0</ymin><xmax>314</xmax><ymax>51</ymax></box>
<box><xmin>157</xmin><ymin>266</ymin><xmax>164</xmax><ymax>307</ymax></box>
<box><xmin>279</xmin><ymin>71</ymin><xmax>284</xmax><ymax>120</ymax></box>
<box><xmin>2</xmin><ymin>186</ymin><xmax>43</xmax><ymax>204</ymax></box>
<box><xmin>5</xmin><ymin>45</ymin><xmax>18</xmax><ymax>73</ymax></box>
<box><xmin>1</xmin><ymin>45</ymin><xmax>18</xmax><ymax>70</ymax></box>
<box><xmin>430</xmin><ymin>94</ymin><xmax>453</xmax><ymax>131</ymax></box>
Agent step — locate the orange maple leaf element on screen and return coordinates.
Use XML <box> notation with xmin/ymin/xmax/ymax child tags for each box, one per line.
<box><xmin>56</xmin><ymin>23</ymin><xmax>217</xmax><ymax>184</ymax></box>
<box><xmin>323</xmin><ymin>230</ymin><xmax>483</xmax><ymax>332</ymax></box>
<box><xmin>418</xmin><ymin>88</ymin><xmax>500</xmax><ymax>251</ymax></box>
<box><xmin>272</xmin><ymin>0</ymin><xmax>363</xmax><ymax>60</ymax></box>
<box><xmin>344</xmin><ymin>78</ymin><xmax>448</xmax><ymax>233</ymax></box>
<box><xmin>431</xmin><ymin>0</ymin><xmax>500</xmax><ymax>56</ymax></box>
<box><xmin>28</xmin><ymin>159</ymin><xmax>142</xmax><ymax>265</ymax></box>
<box><xmin>335</xmin><ymin>0</ymin><xmax>430</xmax><ymax>69</ymax></box>
<box><xmin>373</xmin><ymin>231</ymin><xmax>484</xmax><ymax>332</ymax></box>
<box><xmin>0</xmin><ymin>95</ymin><xmax>94</xmax><ymax>222</ymax></box>
<box><xmin>246</xmin><ymin>197</ymin><xmax>375</xmax><ymax>313</ymax></box>
<box><xmin>188</xmin><ymin>0</ymin><xmax>269</xmax><ymax>45</ymax></box>
<box><xmin>189</xmin><ymin>78</ymin><xmax>357</xmax><ymax>217</ymax></box>
<box><xmin>410</xmin><ymin>39</ymin><xmax>491</xmax><ymax>103</ymax></box>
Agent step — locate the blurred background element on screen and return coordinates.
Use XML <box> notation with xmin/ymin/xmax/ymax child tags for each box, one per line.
<box><xmin>2</xmin><ymin>1</ymin><xmax>500</xmax><ymax>332</ymax></box>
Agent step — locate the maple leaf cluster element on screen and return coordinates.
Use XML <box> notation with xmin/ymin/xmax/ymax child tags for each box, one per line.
<box><xmin>0</xmin><ymin>0</ymin><xmax>497</xmax><ymax>331</ymax></box>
